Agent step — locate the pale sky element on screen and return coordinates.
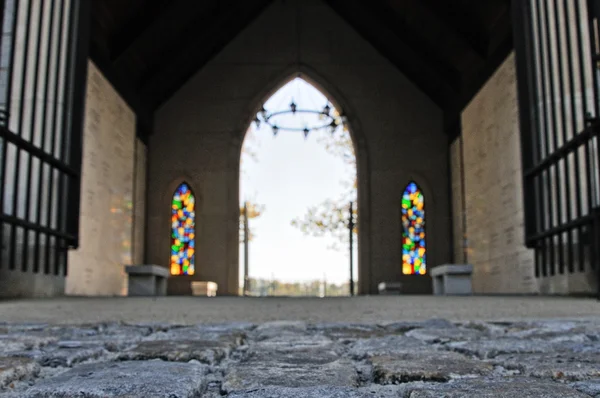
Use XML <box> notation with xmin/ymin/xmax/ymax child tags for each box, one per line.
<box><xmin>239</xmin><ymin>79</ymin><xmax>358</xmax><ymax>286</ymax></box>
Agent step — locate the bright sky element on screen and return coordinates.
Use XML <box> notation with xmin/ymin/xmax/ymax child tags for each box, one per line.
<box><xmin>239</xmin><ymin>78</ymin><xmax>358</xmax><ymax>286</ymax></box>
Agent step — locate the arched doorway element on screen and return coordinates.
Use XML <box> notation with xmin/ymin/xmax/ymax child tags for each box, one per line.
<box><xmin>233</xmin><ymin>71</ymin><xmax>370</xmax><ymax>296</ymax></box>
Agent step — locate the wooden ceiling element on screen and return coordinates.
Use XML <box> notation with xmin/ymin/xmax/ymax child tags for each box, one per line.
<box><xmin>90</xmin><ymin>0</ymin><xmax>512</xmax><ymax>132</ymax></box>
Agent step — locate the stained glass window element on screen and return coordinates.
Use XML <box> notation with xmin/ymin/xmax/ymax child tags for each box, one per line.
<box><xmin>171</xmin><ymin>183</ymin><xmax>195</xmax><ymax>276</ymax></box>
<box><xmin>401</xmin><ymin>182</ymin><xmax>426</xmax><ymax>275</ymax></box>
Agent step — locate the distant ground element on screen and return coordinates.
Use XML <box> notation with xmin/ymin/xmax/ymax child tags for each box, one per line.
<box><xmin>0</xmin><ymin>295</ymin><xmax>598</xmax><ymax>325</ymax></box>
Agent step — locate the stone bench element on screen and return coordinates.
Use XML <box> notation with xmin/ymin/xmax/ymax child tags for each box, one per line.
<box><xmin>378</xmin><ymin>282</ymin><xmax>403</xmax><ymax>295</ymax></box>
<box><xmin>125</xmin><ymin>265</ymin><xmax>169</xmax><ymax>296</ymax></box>
<box><xmin>191</xmin><ymin>281</ymin><xmax>218</xmax><ymax>297</ymax></box>
<box><xmin>431</xmin><ymin>264</ymin><xmax>473</xmax><ymax>295</ymax></box>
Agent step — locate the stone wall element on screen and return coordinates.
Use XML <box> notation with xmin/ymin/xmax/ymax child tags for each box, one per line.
<box><xmin>450</xmin><ymin>138</ymin><xmax>465</xmax><ymax>265</ymax></box>
<box><xmin>150</xmin><ymin>0</ymin><xmax>451</xmax><ymax>295</ymax></box>
<box><xmin>458</xmin><ymin>52</ymin><xmax>597</xmax><ymax>295</ymax></box>
<box><xmin>133</xmin><ymin>138</ymin><xmax>147</xmax><ymax>265</ymax></box>
<box><xmin>65</xmin><ymin>61</ymin><xmax>138</xmax><ymax>296</ymax></box>
<box><xmin>460</xmin><ymin>53</ymin><xmax>538</xmax><ymax>294</ymax></box>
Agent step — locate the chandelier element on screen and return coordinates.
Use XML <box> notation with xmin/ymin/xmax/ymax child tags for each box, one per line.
<box><xmin>254</xmin><ymin>99</ymin><xmax>348</xmax><ymax>138</ymax></box>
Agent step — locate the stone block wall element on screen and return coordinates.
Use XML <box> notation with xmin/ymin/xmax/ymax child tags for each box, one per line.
<box><xmin>65</xmin><ymin>61</ymin><xmax>138</xmax><ymax>296</ymax></box>
<box><xmin>459</xmin><ymin>53</ymin><xmax>538</xmax><ymax>294</ymax></box>
<box><xmin>150</xmin><ymin>0</ymin><xmax>452</xmax><ymax>295</ymax></box>
<box><xmin>456</xmin><ymin>51</ymin><xmax>597</xmax><ymax>295</ymax></box>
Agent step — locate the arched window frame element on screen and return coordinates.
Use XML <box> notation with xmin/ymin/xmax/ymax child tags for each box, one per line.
<box><xmin>170</xmin><ymin>182</ymin><xmax>196</xmax><ymax>276</ymax></box>
<box><xmin>401</xmin><ymin>181</ymin><xmax>426</xmax><ymax>275</ymax></box>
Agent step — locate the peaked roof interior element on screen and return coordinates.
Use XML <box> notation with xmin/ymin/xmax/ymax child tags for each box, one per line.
<box><xmin>90</xmin><ymin>0</ymin><xmax>513</xmax><ymax>134</ymax></box>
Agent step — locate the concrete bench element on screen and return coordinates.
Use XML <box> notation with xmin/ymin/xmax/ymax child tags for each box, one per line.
<box><xmin>431</xmin><ymin>264</ymin><xmax>473</xmax><ymax>295</ymax></box>
<box><xmin>378</xmin><ymin>282</ymin><xmax>403</xmax><ymax>295</ymax></box>
<box><xmin>125</xmin><ymin>265</ymin><xmax>169</xmax><ymax>296</ymax></box>
<box><xmin>191</xmin><ymin>281</ymin><xmax>218</xmax><ymax>297</ymax></box>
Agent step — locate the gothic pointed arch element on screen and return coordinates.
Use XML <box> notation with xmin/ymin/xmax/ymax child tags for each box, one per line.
<box><xmin>170</xmin><ymin>182</ymin><xmax>196</xmax><ymax>276</ymax></box>
<box><xmin>401</xmin><ymin>181</ymin><xmax>426</xmax><ymax>275</ymax></box>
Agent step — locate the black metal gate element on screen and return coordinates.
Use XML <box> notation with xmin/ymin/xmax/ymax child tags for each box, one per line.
<box><xmin>513</xmin><ymin>0</ymin><xmax>600</xmax><ymax>297</ymax></box>
<box><xmin>0</xmin><ymin>0</ymin><xmax>89</xmax><ymax>280</ymax></box>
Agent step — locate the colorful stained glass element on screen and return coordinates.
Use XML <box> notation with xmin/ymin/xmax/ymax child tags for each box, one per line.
<box><xmin>401</xmin><ymin>182</ymin><xmax>426</xmax><ymax>275</ymax></box>
<box><xmin>170</xmin><ymin>183</ymin><xmax>195</xmax><ymax>276</ymax></box>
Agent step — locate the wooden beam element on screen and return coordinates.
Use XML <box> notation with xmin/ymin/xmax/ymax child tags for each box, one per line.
<box><xmin>138</xmin><ymin>0</ymin><xmax>274</xmax><ymax>110</ymax></box>
<box><xmin>450</xmin><ymin>28</ymin><xmax>513</xmax><ymax>116</ymax></box>
<box><xmin>420</xmin><ymin>0</ymin><xmax>489</xmax><ymax>57</ymax></box>
<box><xmin>382</xmin><ymin>0</ymin><xmax>485</xmax><ymax>74</ymax></box>
<box><xmin>108</xmin><ymin>0</ymin><xmax>169</xmax><ymax>61</ymax></box>
<box><xmin>326</xmin><ymin>0</ymin><xmax>459</xmax><ymax>108</ymax></box>
<box><xmin>89</xmin><ymin>44</ymin><xmax>154</xmax><ymax>135</ymax></box>
<box><xmin>111</xmin><ymin>0</ymin><xmax>221</xmax><ymax>73</ymax></box>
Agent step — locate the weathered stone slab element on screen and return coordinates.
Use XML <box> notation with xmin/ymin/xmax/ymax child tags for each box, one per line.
<box><xmin>17</xmin><ymin>360</ymin><xmax>208</xmax><ymax>398</ymax></box>
<box><xmin>0</xmin><ymin>335</ymin><xmax>57</xmax><ymax>354</ymax></box>
<box><xmin>378</xmin><ymin>321</ymin><xmax>423</xmax><ymax>334</ymax></box>
<box><xmin>405</xmin><ymin>327</ymin><xmax>484</xmax><ymax>343</ymax></box>
<box><xmin>372</xmin><ymin>351</ymin><xmax>493</xmax><ymax>383</ymax></box>
<box><xmin>449</xmin><ymin>337</ymin><xmax>600</xmax><ymax>359</ymax></box>
<box><xmin>47</xmin><ymin>323</ymin><xmax>152</xmax><ymax>351</ymax></box>
<box><xmin>228</xmin><ymin>384</ymin><xmax>427</xmax><ymax>397</ymax></box>
<box><xmin>142</xmin><ymin>325</ymin><xmax>246</xmax><ymax>346</ymax></box>
<box><xmin>119</xmin><ymin>339</ymin><xmax>236</xmax><ymax>364</ymax></box>
<box><xmin>570</xmin><ymin>378</ymin><xmax>600</xmax><ymax>397</ymax></box>
<box><xmin>420</xmin><ymin>318</ymin><xmax>458</xmax><ymax>329</ymax></box>
<box><xmin>223</xmin><ymin>348</ymin><xmax>357</xmax><ymax>392</ymax></box>
<box><xmin>7</xmin><ymin>344</ymin><xmax>107</xmax><ymax>368</ymax></box>
<box><xmin>253</xmin><ymin>333</ymin><xmax>334</xmax><ymax>352</ymax></box>
<box><xmin>0</xmin><ymin>357</ymin><xmax>39</xmax><ymax>388</ymax></box>
<box><xmin>491</xmin><ymin>353</ymin><xmax>600</xmax><ymax>381</ymax></box>
<box><xmin>349</xmin><ymin>335</ymin><xmax>433</xmax><ymax>359</ymax></box>
<box><xmin>310</xmin><ymin>323</ymin><xmax>387</xmax><ymax>341</ymax></box>
<box><xmin>447</xmin><ymin>338</ymin><xmax>555</xmax><ymax>359</ymax></box>
<box><xmin>408</xmin><ymin>377</ymin><xmax>591</xmax><ymax>397</ymax></box>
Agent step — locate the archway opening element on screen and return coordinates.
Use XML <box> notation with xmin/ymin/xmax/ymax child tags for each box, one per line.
<box><xmin>239</xmin><ymin>77</ymin><xmax>358</xmax><ymax>297</ymax></box>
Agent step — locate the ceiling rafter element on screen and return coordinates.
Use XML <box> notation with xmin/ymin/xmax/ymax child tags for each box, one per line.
<box><xmin>138</xmin><ymin>0</ymin><xmax>274</xmax><ymax>110</ymax></box>
<box><xmin>420</xmin><ymin>0</ymin><xmax>489</xmax><ymax>57</ymax></box>
<box><xmin>111</xmin><ymin>0</ymin><xmax>222</xmax><ymax>74</ymax></box>
<box><xmin>381</xmin><ymin>0</ymin><xmax>485</xmax><ymax>74</ymax></box>
<box><xmin>108</xmin><ymin>0</ymin><xmax>170</xmax><ymax>62</ymax></box>
<box><xmin>326</xmin><ymin>0</ymin><xmax>459</xmax><ymax>108</ymax></box>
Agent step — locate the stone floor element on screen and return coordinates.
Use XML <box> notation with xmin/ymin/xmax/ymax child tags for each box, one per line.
<box><xmin>1</xmin><ymin>296</ymin><xmax>599</xmax><ymax>324</ymax></box>
<box><xmin>0</xmin><ymin>297</ymin><xmax>599</xmax><ymax>397</ymax></box>
<box><xmin>1</xmin><ymin>316</ymin><xmax>600</xmax><ymax>397</ymax></box>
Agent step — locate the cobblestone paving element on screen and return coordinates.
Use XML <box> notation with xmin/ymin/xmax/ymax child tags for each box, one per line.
<box><xmin>0</xmin><ymin>318</ymin><xmax>599</xmax><ymax>397</ymax></box>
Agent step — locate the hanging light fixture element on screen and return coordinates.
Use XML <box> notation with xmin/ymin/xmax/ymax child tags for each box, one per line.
<box><xmin>255</xmin><ymin>99</ymin><xmax>346</xmax><ymax>139</ymax></box>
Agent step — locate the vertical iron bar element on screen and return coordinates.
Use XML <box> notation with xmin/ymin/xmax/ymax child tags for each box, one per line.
<box><xmin>33</xmin><ymin>0</ymin><xmax>56</xmax><ymax>273</ymax></box>
<box><xmin>54</xmin><ymin>0</ymin><xmax>76</xmax><ymax>275</ymax></box>
<box><xmin>44</xmin><ymin>0</ymin><xmax>65</xmax><ymax>274</ymax></box>
<box><xmin>534</xmin><ymin>0</ymin><xmax>552</xmax><ymax>276</ymax></box>
<box><xmin>588</xmin><ymin>0</ymin><xmax>600</xmax><ymax>275</ymax></box>
<box><xmin>64</xmin><ymin>0</ymin><xmax>89</xmax><ymax>255</ymax></box>
<box><xmin>0</xmin><ymin>0</ymin><xmax>5</xmax><ymax>62</ymax></box>
<box><xmin>564</xmin><ymin>0</ymin><xmax>585</xmax><ymax>274</ymax></box>
<box><xmin>243</xmin><ymin>201</ymin><xmax>249</xmax><ymax>295</ymax></box>
<box><xmin>588</xmin><ymin>0</ymin><xmax>600</xmax><ymax>118</ymax></box>
<box><xmin>8</xmin><ymin>0</ymin><xmax>33</xmax><ymax>271</ymax></box>
<box><xmin>513</xmin><ymin>0</ymin><xmax>542</xmax><ymax>274</ymax></box>
<box><xmin>21</xmin><ymin>0</ymin><xmax>45</xmax><ymax>272</ymax></box>
<box><xmin>587</xmin><ymin>1</ymin><xmax>600</xmax><ymax>288</ymax></box>
<box><xmin>575</xmin><ymin>1</ymin><xmax>594</xmax><ymax>271</ymax></box>
<box><xmin>546</xmin><ymin>0</ymin><xmax>571</xmax><ymax>274</ymax></box>
<box><xmin>349</xmin><ymin>201</ymin><xmax>354</xmax><ymax>296</ymax></box>
<box><xmin>3</xmin><ymin>0</ymin><xmax>19</xmax><ymax>122</ymax></box>
<box><xmin>542</xmin><ymin>0</ymin><xmax>562</xmax><ymax>276</ymax></box>
<box><xmin>0</xmin><ymin>0</ymin><xmax>19</xmax><ymax>270</ymax></box>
